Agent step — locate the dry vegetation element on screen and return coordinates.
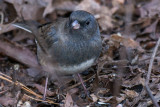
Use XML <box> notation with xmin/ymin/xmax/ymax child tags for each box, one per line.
<box><xmin>0</xmin><ymin>0</ymin><xmax>160</xmax><ymax>107</ymax></box>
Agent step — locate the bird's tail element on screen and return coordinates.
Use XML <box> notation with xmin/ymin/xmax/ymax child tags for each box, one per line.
<box><xmin>12</xmin><ymin>20</ymin><xmax>40</xmax><ymax>34</ymax></box>
<box><xmin>13</xmin><ymin>20</ymin><xmax>49</xmax><ymax>55</ymax></box>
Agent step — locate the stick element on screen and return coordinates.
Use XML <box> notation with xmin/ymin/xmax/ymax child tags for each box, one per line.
<box><xmin>145</xmin><ymin>37</ymin><xmax>160</xmax><ymax>107</ymax></box>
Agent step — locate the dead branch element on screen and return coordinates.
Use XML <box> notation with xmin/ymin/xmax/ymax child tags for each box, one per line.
<box><xmin>145</xmin><ymin>37</ymin><xmax>160</xmax><ymax>107</ymax></box>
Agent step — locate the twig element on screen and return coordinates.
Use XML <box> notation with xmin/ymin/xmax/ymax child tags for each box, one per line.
<box><xmin>0</xmin><ymin>18</ymin><xmax>17</xmax><ymax>34</ymax></box>
<box><xmin>131</xmin><ymin>81</ymin><xmax>157</xmax><ymax>107</ymax></box>
<box><xmin>67</xmin><ymin>74</ymin><xmax>95</xmax><ymax>90</ymax></box>
<box><xmin>0</xmin><ymin>72</ymin><xmax>58</xmax><ymax>105</ymax></box>
<box><xmin>0</xmin><ymin>89</ymin><xmax>9</xmax><ymax>94</ymax></box>
<box><xmin>24</xmin><ymin>94</ymin><xmax>59</xmax><ymax>104</ymax></box>
<box><xmin>0</xmin><ymin>12</ymin><xmax>4</xmax><ymax>25</ymax></box>
<box><xmin>145</xmin><ymin>37</ymin><xmax>160</xmax><ymax>107</ymax></box>
<box><xmin>112</xmin><ymin>46</ymin><xmax>127</xmax><ymax>107</ymax></box>
<box><xmin>124</xmin><ymin>0</ymin><xmax>134</xmax><ymax>37</ymax></box>
<box><xmin>139</xmin><ymin>52</ymin><xmax>160</xmax><ymax>62</ymax></box>
<box><xmin>0</xmin><ymin>72</ymin><xmax>12</xmax><ymax>79</ymax></box>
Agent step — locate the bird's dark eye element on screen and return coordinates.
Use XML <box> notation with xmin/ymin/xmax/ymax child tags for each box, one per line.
<box><xmin>85</xmin><ymin>21</ymin><xmax>90</xmax><ymax>25</ymax></box>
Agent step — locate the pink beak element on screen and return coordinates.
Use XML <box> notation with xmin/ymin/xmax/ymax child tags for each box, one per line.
<box><xmin>72</xmin><ymin>20</ymin><xmax>80</xmax><ymax>29</ymax></box>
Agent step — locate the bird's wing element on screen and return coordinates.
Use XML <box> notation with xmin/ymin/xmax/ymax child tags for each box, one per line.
<box><xmin>38</xmin><ymin>22</ymin><xmax>58</xmax><ymax>50</ymax></box>
<box><xmin>12</xmin><ymin>21</ymin><xmax>58</xmax><ymax>55</ymax></box>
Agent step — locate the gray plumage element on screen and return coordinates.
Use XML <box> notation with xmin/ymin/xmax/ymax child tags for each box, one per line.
<box><xmin>13</xmin><ymin>10</ymin><xmax>102</xmax><ymax>76</ymax></box>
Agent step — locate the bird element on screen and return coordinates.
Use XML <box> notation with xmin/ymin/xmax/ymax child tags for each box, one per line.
<box><xmin>13</xmin><ymin>10</ymin><xmax>102</xmax><ymax>97</ymax></box>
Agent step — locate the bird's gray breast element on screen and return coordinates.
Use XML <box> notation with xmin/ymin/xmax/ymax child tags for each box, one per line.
<box><xmin>52</xmin><ymin>40</ymin><xmax>92</xmax><ymax>64</ymax></box>
<box><xmin>51</xmin><ymin>37</ymin><xmax>101</xmax><ymax>74</ymax></box>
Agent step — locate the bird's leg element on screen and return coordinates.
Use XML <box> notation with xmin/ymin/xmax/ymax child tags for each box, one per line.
<box><xmin>43</xmin><ymin>76</ymin><xmax>48</xmax><ymax>100</ymax></box>
<box><xmin>77</xmin><ymin>73</ymin><xmax>88</xmax><ymax>95</ymax></box>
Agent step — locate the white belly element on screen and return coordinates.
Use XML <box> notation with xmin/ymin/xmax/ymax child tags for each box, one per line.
<box><xmin>57</xmin><ymin>58</ymin><xmax>95</xmax><ymax>74</ymax></box>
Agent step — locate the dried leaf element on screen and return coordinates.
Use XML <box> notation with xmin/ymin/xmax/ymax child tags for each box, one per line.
<box><xmin>0</xmin><ymin>1</ymin><xmax>17</xmax><ymax>24</ymax></box>
<box><xmin>110</xmin><ymin>34</ymin><xmax>144</xmax><ymax>53</ymax></box>
<box><xmin>0</xmin><ymin>97</ymin><xmax>15</xmax><ymax>106</ymax></box>
<box><xmin>12</xmin><ymin>30</ymin><xmax>34</xmax><ymax>42</ymax></box>
<box><xmin>75</xmin><ymin>0</ymin><xmax>113</xmax><ymax>31</ymax></box>
<box><xmin>5</xmin><ymin>0</ymin><xmax>45</xmax><ymax>20</ymax></box>
<box><xmin>43</xmin><ymin>0</ymin><xmax>77</xmax><ymax>17</ymax></box>
<box><xmin>17</xmin><ymin>101</ymin><xmax>31</xmax><ymax>107</ymax></box>
<box><xmin>64</xmin><ymin>92</ymin><xmax>76</xmax><ymax>107</ymax></box>
<box><xmin>122</xmin><ymin>73</ymin><xmax>145</xmax><ymax>88</ymax></box>
<box><xmin>122</xmin><ymin>89</ymin><xmax>139</xmax><ymax>98</ymax></box>
<box><xmin>139</xmin><ymin>0</ymin><xmax>160</xmax><ymax>18</ymax></box>
<box><xmin>0</xmin><ymin>23</ymin><xmax>16</xmax><ymax>34</ymax></box>
<box><xmin>90</xmin><ymin>94</ymin><xmax>98</xmax><ymax>102</ymax></box>
<box><xmin>0</xmin><ymin>39</ymin><xmax>39</xmax><ymax>68</ymax></box>
<box><xmin>116</xmin><ymin>94</ymin><xmax>125</xmax><ymax>103</ymax></box>
<box><xmin>34</xmin><ymin>84</ymin><xmax>56</xmax><ymax>96</ymax></box>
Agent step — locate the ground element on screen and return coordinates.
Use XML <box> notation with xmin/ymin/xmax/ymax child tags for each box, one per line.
<box><xmin>0</xmin><ymin>0</ymin><xmax>160</xmax><ymax>107</ymax></box>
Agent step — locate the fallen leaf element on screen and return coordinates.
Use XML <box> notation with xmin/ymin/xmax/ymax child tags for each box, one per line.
<box><xmin>111</xmin><ymin>34</ymin><xmax>140</xmax><ymax>49</ymax></box>
<box><xmin>5</xmin><ymin>0</ymin><xmax>45</xmax><ymax>20</ymax></box>
<box><xmin>42</xmin><ymin>0</ymin><xmax>54</xmax><ymax>17</ymax></box>
<box><xmin>75</xmin><ymin>0</ymin><xmax>114</xmax><ymax>31</ymax></box>
<box><xmin>99</xmin><ymin>96</ymin><xmax>113</xmax><ymax>103</ymax></box>
<box><xmin>0</xmin><ymin>97</ymin><xmax>15</xmax><ymax>106</ymax></box>
<box><xmin>122</xmin><ymin>73</ymin><xmax>145</xmax><ymax>88</ymax></box>
<box><xmin>116</xmin><ymin>94</ymin><xmax>125</xmax><ymax>103</ymax></box>
<box><xmin>90</xmin><ymin>93</ymin><xmax>98</xmax><ymax>102</ymax></box>
<box><xmin>0</xmin><ymin>39</ymin><xmax>39</xmax><ymax>68</ymax></box>
<box><xmin>122</xmin><ymin>89</ymin><xmax>139</xmax><ymax>98</ymax></box>
<box><xmin>12</xmin><ymin>30</ymin><xmax>34</xmax><ymax>42</ymax></box>
<box><xmin>34</xmin><ymin>84</ymin><xmax>56</xmax><ymax>96</ymax></box>
<box><xmin>111</xmin><ymin>34</ymin><xmax>145</xmax><ymax>53</ymax></box>
<box><xmin>0</xmin><ymin>1</ymin><xmax>17</xmax><ymax>24</ymax></box>
<box><xmin>17</xmin><ymin>100</ymin><xmax>31</xmax><ymax>107</ymax></box>
<box><xmin>43</xmin><ymin>0</ymin><xmax>77</xmax><ymax>17</ymax></box>
<box><xmin>0</xmin><ymin>23</ymin><xmax>17</xmax><ymax>34</ymax></box>
<box><xmin>64</xmin><ymin>92</ymin><xmax>77</xmax><ymax>107</ymax></box>
<box><xmin>139</xmin><ymin>0</ymin><xmax>160</xmax><ymax>18</ymax></box>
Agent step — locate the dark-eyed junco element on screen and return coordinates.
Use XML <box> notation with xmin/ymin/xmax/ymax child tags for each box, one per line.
<box><xmin>13</xmin><ymin>10</ymin><xmax>102</xmax><ymax>80</ymax></box>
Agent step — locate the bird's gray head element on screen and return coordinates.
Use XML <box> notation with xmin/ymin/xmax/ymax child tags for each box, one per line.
<box><xmin>67</xmin><ymin>10</ymin><xmax>99</xmax><ymax>39</ymax></box>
